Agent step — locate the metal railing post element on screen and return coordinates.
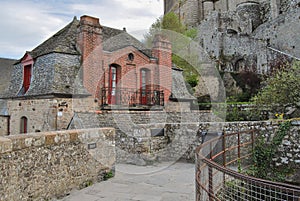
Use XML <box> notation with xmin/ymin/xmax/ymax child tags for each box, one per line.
<box><xmin>238</xmin><ymin>131</ymin><xmax>241</xmax><ymax>159</ymax></box>
<box><xmin>223</xmin><ymin>133</ymin><xmax>226</xmax><ymax>167</ymax></box>
<box><xmin>222</xmin><ymin>133</ymin><xmax>226</xmax><ymax>189</ymax></box>
<box><xmin>209</xmin><ymin>141</ymin><xmax>214</xmax><ymax>201</ymax></box>
<box><xmin>195</xmin><ymin>130</ymin><xmax>300</xmax><ymax>201</ymax></box>
<box><xmin>208</xmin><ymin>165</ymin><xmax>213</xmax><ymax>201</ymax></box>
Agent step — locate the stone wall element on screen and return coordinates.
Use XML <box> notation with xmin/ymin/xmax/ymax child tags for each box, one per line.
<box><xmin>69</xmin><ymin>109</ymin><xmax>299</xmax><ymax>172</ymax></box>
<box><xmin>72</xmin><ymin>110</ymin><xmax>215</xmax><ymax>129</ymax></box>
<box><xmin>164</xmin><ymin>0</ymin><xmax>295</xmax><ymax>27</ymax></box>
<box><xmin>113</xmin><ymin>120</ymin><xmax>283</xmax><ymax>164</ymax></box>
<box><xmin>70</xmin><ymin>111</ymin><xmax>281</xmax><ymax>163</ymax></box>
<box><xmin>70</xmin><ymin>110</ymin><xmax>216</xmax><ymax>163</ymax></box>
<box><xmin>0</xmin><ymin>116</ymin><xmax>9</xmax><ymax>136</ymax></box>
<box><xmin>274</xmin><ymin>121</ymin><xmax>300</xmax><ymax>168</ymax></box>
<box><xmin>119</xmin><ymin>120</ymin><xmax>299</xmax><ymax>164</ymax></box>
<box><xmin>198</xmin><ymin>3</ymin><xmax>299</xmax><ymax>74</ymax></box>
<box><xmin>0</xmin><ymin>128</ymin><xmax>115</xmax><ymax>200</ymax></box>
<box><xmin>165</xmin><ymin>0</ymin><xmax>299</xmax><ymax>75</ymax></box>
<box><xmin>164</xmin><ymin>0</ymin><xmax>268</xmax><ymax>27</ymax></box>
<box><xmin>6</xmin><ymin>97</ymin><xmax>97</xmax><ymax>135</ymax></box>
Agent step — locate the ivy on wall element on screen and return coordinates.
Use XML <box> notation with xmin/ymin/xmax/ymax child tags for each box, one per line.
<box><xmin>248</xmin><ymin>121</ymin><xmax>293</xmax><ymax>181</ymax></box>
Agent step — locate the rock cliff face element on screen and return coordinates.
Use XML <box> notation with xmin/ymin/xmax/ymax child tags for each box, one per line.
<box><xmin>164</xmin><ymin>0</ymin><xmax>300</xmax><ymax>74</ymax></box>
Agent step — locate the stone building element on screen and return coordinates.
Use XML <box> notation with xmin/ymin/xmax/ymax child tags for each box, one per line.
<box><xmin>0</xmin><ymin>15</ymin><xmax>194</xmax><ymax>136</ymax></box>
<box><xmin>164</xmin><ymin>0</ymin><xmax>300</xmax><ymax>74</ymax></box>
<box><xmin>164</xmin><ymin>0</ymin><xmax>292</xmax><ymax>28</ymax></box>
<box><xmin>0</xmin><ymin>58</ymin><xmax>16</xmax><ymax>135</ymax></box>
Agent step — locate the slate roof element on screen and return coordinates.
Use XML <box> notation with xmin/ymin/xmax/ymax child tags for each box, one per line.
<box><xmin>0</xmin><ymin>58</ymin><xmax>15</xmax><ymax>114</ymax></box>
<box><xmin>3</xmin><ymin>17</ymin><xmax>152</xmax><ymax>99</ymax></box>
<box><xmin>0</xmin><ymin>58</ymin><xmax>16</xmax><ymax>94</ymax></box>
<box><xmin>23</xmin><ymin>17</ymin><xmax>150</xmax><ymax>61</ymax></box>
<box><xmin>102</xmin><ymin>26</ymin><xmax>150</xmax><ymax>56</ymax></box>
<box><xmin>28</xmin><ymin>17</ymin><xmax>80</xmax><ymax>60</ymax></box>
<box><xmin>170</xmin><ymin>67</ymin><xmax>196</xmax><ymax>101</ymax></box>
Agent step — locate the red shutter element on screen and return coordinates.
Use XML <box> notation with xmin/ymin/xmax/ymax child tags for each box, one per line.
<box><xmin>23</xmin><ymin>65</ymin><xmax>32</xmax><ymax>92</ymax></box>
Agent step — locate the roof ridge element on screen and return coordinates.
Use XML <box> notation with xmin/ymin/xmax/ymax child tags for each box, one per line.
<box><xmin>102</xmin><ymin>25</ymin><xmax>124</xmax><ymax>32</ymax></box>
<box><xmin>0</xmin><ymin>57</ymin><xmax>17</xmax><ymax>61</ymax></box>
<box><xmin>52</xmin><ymin>17</ymin><xmax>78</xmax><ymax>38</ymax></box>
<box><xmin>29</xmin><ymin>18</ymin><xmax>80</xmax><ymax>59</ymax></box>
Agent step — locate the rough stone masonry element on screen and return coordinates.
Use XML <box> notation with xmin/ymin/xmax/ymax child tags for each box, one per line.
<box><xmin>0</xmin><ymin>128</ymin><xmax>115</xmax><ymax>201</ymax></box>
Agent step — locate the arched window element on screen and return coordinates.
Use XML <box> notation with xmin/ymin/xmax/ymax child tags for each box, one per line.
<box><xmin>20</xmin><ymin>116</ymin><xmax>28</xmax><ymax>134</ymax></box>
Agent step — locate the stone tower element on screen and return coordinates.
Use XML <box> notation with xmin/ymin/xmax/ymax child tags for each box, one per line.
<box><xmin>164</xmin><ymin>0</ymin><xmax>202</xmax><ymax>27</ymax></box>
<box><xmin>163</xmin><ymin>0</ymin><xmax>267</xmax><ymax>27</ymax></box>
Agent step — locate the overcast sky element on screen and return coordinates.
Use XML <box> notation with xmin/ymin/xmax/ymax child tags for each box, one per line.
<box><xmin>0</xmin><ymin>0</ymin><xmax>164</xmax><ymax>59</ymax></box>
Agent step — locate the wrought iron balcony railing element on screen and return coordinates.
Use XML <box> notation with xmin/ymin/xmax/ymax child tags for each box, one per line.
<box><xmin>101</xmin><ymin>87</ymin><xmax>164</xmax><ymax>107</ymax></box>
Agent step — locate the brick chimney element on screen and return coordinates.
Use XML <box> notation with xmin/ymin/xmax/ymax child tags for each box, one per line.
<box><xmin>152</xmin><ymin>34</ymin><xmax>172</xmax><ymax>103</ymax></box>
<box><xmin>77</xmin><ymin>15</ymin><xmax>103</xmax><ymax>97</ymax></box>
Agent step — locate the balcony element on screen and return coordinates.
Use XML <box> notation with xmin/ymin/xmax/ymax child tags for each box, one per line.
<box><xmin>101</xmin><ymin>87</ymin><xmax>164</xmax><ymax>110</ymax></box>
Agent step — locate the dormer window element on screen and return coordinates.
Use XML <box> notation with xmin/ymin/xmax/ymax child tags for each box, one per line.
<box><xmin>23</xmin><ymin>64</ymin><xmax>32</xmax><ymax>93</ymax></box>
<box><xmin>19</xmin><ymin>53</ymin><xmax>34</xmax><ymax>95</ymax></box>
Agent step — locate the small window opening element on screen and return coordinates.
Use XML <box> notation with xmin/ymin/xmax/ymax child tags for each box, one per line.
<box><xmin>128</xmin><ymin>53</ymin><xmax>134</xmax><ymax>61</ymax></box>
<box><xmin>20</xmin><ymin>116</ymin><xmax>28</xmax><ymax>134</ymax></box>
<box><xmin>151</xmin><ymin>128</ymin><xmax>164</xmax><ymax>137</ymax></box>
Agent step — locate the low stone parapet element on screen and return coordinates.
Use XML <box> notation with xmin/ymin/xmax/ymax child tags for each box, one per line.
<box><xmin>0</xmin><ymin>128</ymin><xmax>115</xmax><ymax>200</ymax></box>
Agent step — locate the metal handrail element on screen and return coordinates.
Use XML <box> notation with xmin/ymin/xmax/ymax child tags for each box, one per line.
<box><xmin>101</xmin><ymin>87</ymin><xmax>164</xmax><ymax>106</ymax></box>
<box><xmin>196</xmin><ymin>130</ymin><xmax>300</xmax><ymax>201</ymax></box>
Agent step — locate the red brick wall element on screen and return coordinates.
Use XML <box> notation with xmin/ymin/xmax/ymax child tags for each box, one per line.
<box><xmin>152</xmin><ymin>35</ymin><xmax>172</xmax><ymax>102</ymax></box>
<box><xmin>77</xmin><ymin>16</ymin><xmax>104</xmax><ymax>97</ymax></box>
<box><xmin>77</xmin><ymin>16</ymin><xmax>173</xmax><ymax>105</ymax></box>
<box><xmin>103</xmin><ymin>47</ymin><xmax>158</xmax><ymax>92</ymax></box>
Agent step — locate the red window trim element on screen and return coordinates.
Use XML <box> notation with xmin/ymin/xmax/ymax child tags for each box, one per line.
<box><xmin>23</xmin><ymin>65</ymin><xmax>32</xmax><ymax>93</ymax></box>
<box><xmin>21</xmin><ymin>53</ymin><xmax>34</xmax><ymax>94</ymax></box>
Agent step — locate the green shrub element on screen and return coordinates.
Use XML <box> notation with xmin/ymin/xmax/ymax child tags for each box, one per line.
<box><xmin>103</xmin><ymin>171</ymin><xmax>114</xmax><ymax>181</ymax></box>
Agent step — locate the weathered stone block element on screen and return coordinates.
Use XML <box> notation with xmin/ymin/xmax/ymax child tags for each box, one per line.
<box><xmin>0</xmin><ymin>137</ymin><xmax>12</xmax><ymax>153</ymax></box>
<box><xmin>0</xmin><ymin>128</ymin><xmax>115</xmax><ymax>200</ymax></box>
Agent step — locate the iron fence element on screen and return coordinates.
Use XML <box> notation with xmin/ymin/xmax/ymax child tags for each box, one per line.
<box><xmin>101</xmin><ymin>87</ymin><xmax>164</xmax><ymax>107</ymax></box>
<box><xmin>196</xmin><ymin>130</ymin><xmax>300</xmax><ymax>201</ymax></box>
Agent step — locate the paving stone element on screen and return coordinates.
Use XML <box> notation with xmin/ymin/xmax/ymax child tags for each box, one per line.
<box><xmin>59</xmin><ymin>162</ymin><xmax>195</xmax><ymax>201</ymax></box>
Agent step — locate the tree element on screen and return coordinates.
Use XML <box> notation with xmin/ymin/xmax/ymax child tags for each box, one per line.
<box><xmin>183</xmin><ymin>28</ymin><xmax>198</xmax><ymax>39</ymax></box>
<box><xmin>143</xmin><ymin>12</ymin><xmax>190</xmax><ymax>46</ymax></box>
<box><xmin>161</xmin><ymin>12</ymin><xmax>186</xmax><ymax>33</ymax></box>
<box><xmin>252</xmin><ymin>61</ymin><xmax>300</xmax><ymax>114</ymax></box>
<box><xmin>143</xmin><ymin>17</ymin><xmax>162</xmax><ymax>47</ymax></box>
<box><xmin>143</xmin><ymin>12</ymin><xmax>199</xmax><ymax>95</ymax></box>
